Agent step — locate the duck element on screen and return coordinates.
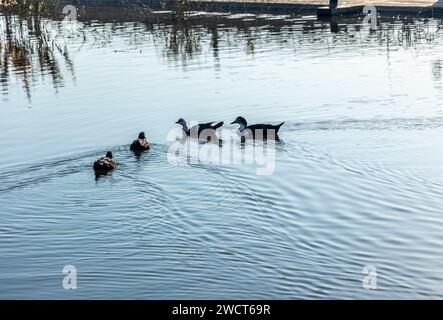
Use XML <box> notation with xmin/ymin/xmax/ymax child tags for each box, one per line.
<box><xmin>130</xmin><ymin>131</ymin><xmax>150</xmax><ymax>152</ymax></box>
<box><xmin>230</xmin><ymin>116</ymin><xmax>284</xmax><ymax>141</ymax></box>
<box><xmin>93</xmin><ymin>151</ymin><xmax>117</xmax><ymax>172</ymax></box>
<box><xmin>175</xmin><ymin>118</ymin><xmax>224</xmax><ymax>140</ymax></box>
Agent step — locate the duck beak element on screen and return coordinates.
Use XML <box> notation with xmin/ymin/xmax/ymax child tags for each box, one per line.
<box><xmin>175</xmin><ymin>120</ymin><xmax>180</xmax><ymax>124</ymax></box>
<box><xmin>230</xmin><ymin>120</ymin><xmax>237</xmax><ymax>125</ymax></box>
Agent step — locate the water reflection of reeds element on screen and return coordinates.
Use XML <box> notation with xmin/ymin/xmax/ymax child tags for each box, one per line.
<box><xmin>0</xmin><ymin>11</ymin><xmax>74</xmax><ymax>100</ymax></box>
<box><xmin>376</xmin><ymin>18</ymin><xmax>443</xmax><ymax>49</ymax></box>
<box><xmin>165</xmin><ymin>2</ymin><xmax>202</xmax><ymax>60</ymax></box>
<box><xmin>2</xmin><ymin>2</ymin><xmax>443</xmax><ymax>99</ymax></box>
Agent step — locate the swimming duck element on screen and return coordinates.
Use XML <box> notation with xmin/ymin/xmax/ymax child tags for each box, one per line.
<box><xmin>175</xmin><ymin>118</ymin><xmax>224</xmax><ymax>140</ymax></box>
<box><xmin>231</xmin><ymin>116</ymin><xmax>284</xmax><ymax>141</ymax></box>
<box><xmin>93</xmin><ymin>151</ymin><xmax>117</xmax><ymax>172</ymax></box>
<box><xmin>130</xmin><ymin>131</ymin><xmax>150</xmax><ymax>152</ymax></box>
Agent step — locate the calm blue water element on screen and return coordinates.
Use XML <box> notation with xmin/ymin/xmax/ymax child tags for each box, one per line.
<box><xmin>1</xmin><ymin>11</ymin><xmax>443</xmax><ymax>299</ymax></box>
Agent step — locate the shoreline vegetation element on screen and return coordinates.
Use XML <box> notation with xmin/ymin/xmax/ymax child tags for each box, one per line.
<box><xmin>2</xmin><ymin>1</ymin><xmax>443</xmax><ymax>18</ymax></box>
<box><xmin>46</xmin><ymin>0</ymin><xmax>443</xmax><ymax>16</ymax></box>
<box><xmin>2</xmin><ymin>1</ymin><xmax>443</xmax><ymax>21</ymax></box>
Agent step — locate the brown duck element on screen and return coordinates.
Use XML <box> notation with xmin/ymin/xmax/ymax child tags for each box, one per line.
<box><xmin>130</xmin><ymin>131</ymin><xmax>151</xmax><ymax>152</ymax></box>
<box><xmin>93</xmin><ymin>151</ymin><xmax>117</xmax><ymax>172</ymax></box>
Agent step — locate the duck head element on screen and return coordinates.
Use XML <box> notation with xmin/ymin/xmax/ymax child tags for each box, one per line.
<box><xmin>231</xmin><ymin>116</ymin><xmax>247</xmax><ymax>131</ymax></box>
<box><xmin>138</xmin><ymin>131</ymin><xmax>146</xmax><ymax>140</ymax></box>
<box><xmin>106</xmin><ymin>151</ymin><xmax>113</xmax><ymax>159</ymax></box>
<box><xmin>175</xmin><ymin>118</ymin><xmax>189</xmax><ymax>132</ymax></box>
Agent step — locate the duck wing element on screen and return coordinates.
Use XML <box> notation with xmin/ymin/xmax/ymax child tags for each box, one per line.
<box><xmin>187</xmin><ymin>122</ymin><xmax>214</xmax><ymax>136</ymax></box>
<box><xmin>188</xmin><ymin>122</ymin><xmax>213</xmax><ymax>131</ymax></box>
<box><xmin>210</xmin><ymin>121</ymin><xmax>224</xmax><ymax>130</ymax></box>
<box><xmin>247</xmin><ymin>124</ymin><xmax>282</xmax><ymax>131</ymax></box>
<box><xmin>199</xmin><ymin>122</ymin><xmax>215</xmax><ymax>130</ymax></box>
<box><xmin>196</xmin><ymin>122</ymin><xmax>219</xmax><ymax>135</ymax></box>
<box><xmin>188</xmin><ymin>122</ymin><xmax>223</xmax><ymax>137</ymax></box>
<box><xmin>244</xmin><ymin>123</ymin><xmax>285</xmax><ymax>137</ymax></box>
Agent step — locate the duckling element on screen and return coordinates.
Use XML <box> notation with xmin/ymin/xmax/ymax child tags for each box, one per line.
<box><xmin>93</xmin><ymin>151</ymin><xmax>117</xmax><ymax>172</ymax></box>
<box><xmin>130</xmin><ymin>131</ymin><xmax>150</xmax><ymax>152</ymax></box>
<box><xmin>175</xmin><ymin>118</ymin><xmax>224</xmax><ymax>141</ymax></box>
<box><xmin>231</xmin><ymin>116</ymin><xmax>284</xmax><ymax>141</ymax></box>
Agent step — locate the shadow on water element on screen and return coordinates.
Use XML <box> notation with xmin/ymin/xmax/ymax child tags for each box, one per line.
<box><xmin>94</xmin><ymin>169</ymin><xmax>114</xmax><ymax>182</ymax></box>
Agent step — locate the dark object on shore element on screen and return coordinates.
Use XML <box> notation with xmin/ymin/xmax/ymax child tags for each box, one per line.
<box><xmin>175</xmin><ymin>118</ymin><xmax>224</xmax><ymax>140</ymax></box>
<box><xmin>130</xmin><ymin>131</ymin><xmax>151</xmax><ymax>152</ymax></box>
<box><xmin>93</xmin><ymin>151</ymin><xmax>117</xmax><ymax>172</ymax></box>
<box><xmin>317</xmin><ymin>0</ymin><xmax>338</xmax><ymax>16</ymax></box>
<box><xmin>231</xmin><ymin>116</ymin><xmax>284</xmax><ymax>141</ymax></box>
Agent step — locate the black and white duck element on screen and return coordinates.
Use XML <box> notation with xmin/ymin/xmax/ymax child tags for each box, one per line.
<box><xmin>231</xmin><ymin>116</ymin><xmax>284</xmax><ymax>141</ymax></box>
<box><xmin>93</xmin><ymin>151</ymin><xmax>117</xmax><ymax>172</ymax></box>
<box><xmin>130</xmin><ymin>131</ymin><xmax>150</xmax><ymax>152</ymax></box>
<box><xmin>175</xmin><ymin>118</ymin><xmax>224</xmax><ymax>140</ymax></box>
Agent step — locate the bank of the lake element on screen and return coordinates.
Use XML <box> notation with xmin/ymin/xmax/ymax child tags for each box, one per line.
<box><xmin>48</xmin><ymin>0</ymin><xmax>443</xmax><ymax>15</ymax></box>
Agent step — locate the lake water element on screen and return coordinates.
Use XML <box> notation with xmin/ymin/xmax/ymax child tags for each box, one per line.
<box><xmin>1</xmin><ymin>9</ymin><xmax>443</xmax><ymax>299</ymax></box>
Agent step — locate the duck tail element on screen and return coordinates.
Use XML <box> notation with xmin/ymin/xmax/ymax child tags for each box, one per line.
<box><xmin>213</xmin><ymin>121</ymin><xmax>224</xmax><ymax>130</ymax></box>
<box><xmin>276</xmin><ymin>122</ymin><xmax>285</xmax><ymax>134</ymax></box>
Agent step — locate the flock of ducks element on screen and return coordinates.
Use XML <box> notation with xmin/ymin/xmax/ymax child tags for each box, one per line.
<box><xmin>93</xmin><ymin>116</ymin><xmax>285</xmax><ymax>173</ymax></box>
